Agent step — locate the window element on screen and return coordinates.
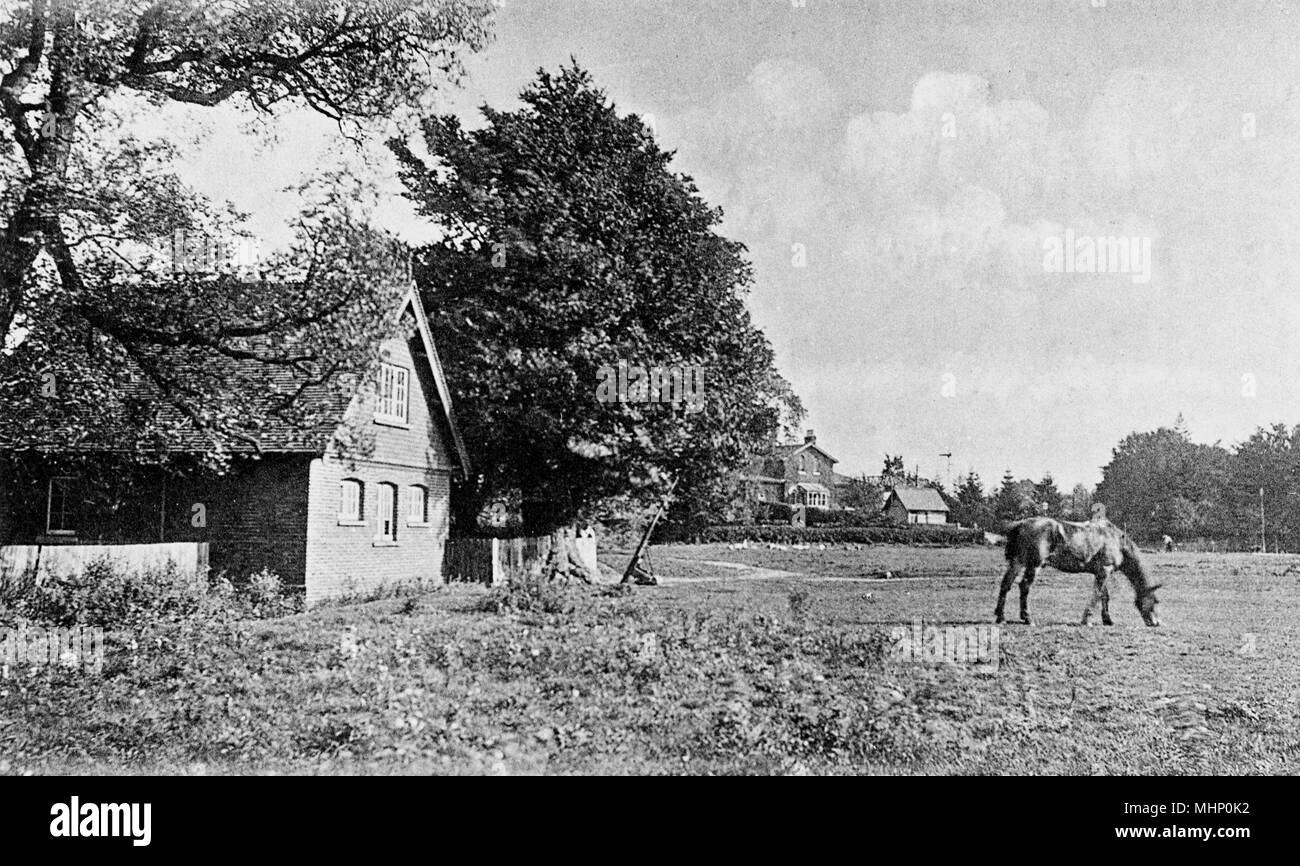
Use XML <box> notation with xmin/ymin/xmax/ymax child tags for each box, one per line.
<box><xmin>798</xmin><ymin>455</ymin><xmax>807</xmax><ymax>474</ymax></box>
<box><xmin>339</xmin><ymin>479</ymin><xmax>364</xmax><ymax>524</ymax></box>
<box><xmin>46</xmin><ymin>477</ymin><xmax>77</xmax><ymax>535</ymax></box>
<box><xmin>407</xmin><ymin>485</ymin><xmax>429</xmax><ymax>525</ymax></box>
<box><xmin>376</xmin><ymin>363</ymin><xmax>410</xmax><ymax>425</ymax></box>
<box><xmin>376</xmin><ymin>483</ymin><xmax>398</xmax><ymax>542</ymax></box>
<box><xmin>813</xmin><ymin>460</ymin><xmax>821</xmax><ymax>475</ymax></box>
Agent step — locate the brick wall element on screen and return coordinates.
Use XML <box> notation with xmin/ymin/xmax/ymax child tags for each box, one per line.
<box><xmin>0</xmin><ymin>456</ymin><xmax>312</xmax><ymax>584</ymax></box>
<box><xmin>303</xmin><ymin>323</ymin><xmax>455</xmax><ymax>604</ymax></box>
<box><xmin>0</xmin><ymin>309</ymin><xmax>458</xmax><ymax>599</ymax></box>
<box><xmin>165</xmin><ymin>457</ymin><xmax>312</xmax><ymax>584</ymax></box>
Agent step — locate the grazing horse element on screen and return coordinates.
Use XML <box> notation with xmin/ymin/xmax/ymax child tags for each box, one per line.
<box><xmin>995</xmin><ymin>508</ymin><xmax>1162</xmax><ymax>627</ymax></box>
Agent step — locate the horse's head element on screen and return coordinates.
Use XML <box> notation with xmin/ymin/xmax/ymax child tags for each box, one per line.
<box><xmin>1118</xmin><ymin>536</ymin><xmax>1162</xmax><ymax>626</ymax></box>
<box><xmin>1136</xmin><ymin>582</ymin><xmax>1162</xmax><ymax>627</ymax></box>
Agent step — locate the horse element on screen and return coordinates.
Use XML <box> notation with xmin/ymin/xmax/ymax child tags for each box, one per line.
<box><xmin>995</xmin><ymin>505</ymin><xmax>1162</xmax><ymax>627</ymax></box>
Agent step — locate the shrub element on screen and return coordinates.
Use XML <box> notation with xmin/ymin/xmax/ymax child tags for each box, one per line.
<box><xmin>0</xmin><ymin>560</ymin><xmax>304</xmax><ymax>628</ymax></box>
<box><xmin>237</xmin><ymin>569</ymin><xmax>302</xmax><ymax>619</ymax></box>
<box><xmin>479</xmin><ymin>571</ymin><xmax>579</xmax><ymax>615</ymax></box>
<box><xmin>0</xmin><ymin>558</ymin><xmax>202</xmax><ymax>628</ymax></box>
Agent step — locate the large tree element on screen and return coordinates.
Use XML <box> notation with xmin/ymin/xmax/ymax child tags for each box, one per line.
<box><xmin>992</xmin><ymin>470</ymin><xmax>1036</xmax><ymax>525</ymax></box>
<box><xmin>1095</xmin><ymin>421</ymin><xmax>1229</xmax><ymax>542</ymax></box>
<box><xmin>952</xmin><ymin>470</ymin><xmax>994</xmax><ymax>529</ymax></box>
<box><xmin>391</xmin><ymin>64</ymin><xmax>801</xmax><ymax>537</ymax></box>
<box><xmin>1033</xmin><ymin>472</ymin><xmax>1063</xmax><ymax>518</ymax></box>
<box><xmin>0</xmin><ymin>0</ymin><xmax>493</xmax><ymax>458</ymax></box>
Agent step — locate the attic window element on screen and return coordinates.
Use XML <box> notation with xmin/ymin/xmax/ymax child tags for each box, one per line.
<box><xmin>376</xmin><ymin>363</ymin><xmax>410</xmax><ymax>425</ymax></box>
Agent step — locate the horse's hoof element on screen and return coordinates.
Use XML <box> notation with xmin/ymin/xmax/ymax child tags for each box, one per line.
<box><xmin>1020</xmin><ymin>617</ymin><xmax>1032</xmax><ymax>626</ymax></box>
<box><xmin>1102</xmin><ymin>619</ymin><xmax>1114</xmax><ymax>626</ymax></box>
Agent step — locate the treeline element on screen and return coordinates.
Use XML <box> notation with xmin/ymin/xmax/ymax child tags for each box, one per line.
<box><xmin>947</xmin><ymin>470</ymin><xmax>1091</xmax><ymax>530</ymax></box>
<box><xmin>950</xmin><ymin>416</ymin><xmax>1300</xmax><ymax>550</ymax></box>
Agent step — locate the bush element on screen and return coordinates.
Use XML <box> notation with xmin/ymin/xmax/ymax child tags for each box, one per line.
<box><xmin>238</xmin><ymin>568</ymin><xmax>302</xmax><ymax>619</ymax></box>
<box><xmin>692</xmin><ymin>524</ymin><xmax>985</xmax><ymax>546</ymax></box>
<box><xmin>0</xmin><ymin>558</ymin><xmax>203</xmax><ymax>628</ymax></box>
<box><xmin>0</xmin><ymin>559</ymin><xmax>303</xmax><ymax>628</ymax></box>
<box><xmin>478</xmin><ymin>571</ymin><xmax>579</xmax><ymax>615</ymax></box>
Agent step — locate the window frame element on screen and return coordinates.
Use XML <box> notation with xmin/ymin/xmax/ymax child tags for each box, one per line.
<box><xmin>338</xmin><ymin>479</ymin><xmax>365</xmax><ymax>526</ymax></box>
<box><xmin>406</xmin><ymin>484</ymin><xmax>430</xmax><ymax>527</ymax></box>
<box><xmin>374</xmin><ymin>362</ymin><xmax>411</xmax><ymax>427</ymax></box>
<box><xmin>46</xmin><ymin>476</ymin><xmax>77</xmax><ymax>536</ymax></box>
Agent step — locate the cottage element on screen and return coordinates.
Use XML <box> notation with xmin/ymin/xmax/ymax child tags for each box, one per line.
<box><xmin>884</xmin><ymin>487</ymin><xmax>950</xmax><ymax>525</ymax></box>
<box><xmin>740</xmin><ymin>429</ymin><xmax>838</xmax><ymax>508</ymax></box>
<box><xmin>0</xmin><ymin>288</ymin><xmax>470</xmax><ymax>604</ymax></box>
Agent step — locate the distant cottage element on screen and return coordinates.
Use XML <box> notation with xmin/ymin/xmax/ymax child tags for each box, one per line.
<box><xmin>741</xmin><ymin>429</ymin><xmax>838</xmax><ymax>508</ymax></box>
<box><xmin>884</xmin><ymin>487</ymin><xmax>950</xmax><ymax>525</ymax></box>
<box><xmin>0</xmin><ymin>289</ymin><xmax>470</xmax><ymax>604</ymax></box>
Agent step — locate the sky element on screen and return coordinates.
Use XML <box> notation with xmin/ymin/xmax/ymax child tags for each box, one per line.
<box><xmin>168</xmin><ymin>0</ymin><xmax>1300</xmax><ymax>490</ymax></box>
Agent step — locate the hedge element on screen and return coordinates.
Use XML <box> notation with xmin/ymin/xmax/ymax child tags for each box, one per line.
<box><xmin>691</xmin><ymin>524</ymin><xmax>987</xmax><ymax>546</ymax></box>
<box><xmin>751</xmin><ymin>501</ymin><xmax>895</xmax><ymax>527</ymax></box>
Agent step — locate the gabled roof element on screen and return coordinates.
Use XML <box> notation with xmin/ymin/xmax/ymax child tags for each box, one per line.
<box><xmin>888</xmin><ymin>487</ymin><xmax>950</xmax><ymax>512</ymax></box>
<box><xmin>403</xmin><ymin>288</ymin><xmax>471</xmax><ymax>479</ymax></box>
<box><xmin>1</xmin><ymin>287</ymin><xmax>471</xmax><ymax>479</ymax></box>
<box><xmin>774</xmin><ymin>441</ymin><xmax>838</xmax><ymax>464</ymax></box>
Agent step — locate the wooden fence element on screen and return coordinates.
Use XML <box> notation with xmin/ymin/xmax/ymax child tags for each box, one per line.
<box><xmin>444</xmin><ymin>532</ymin><xmax>599</xmax><ymax>586</ymax></box>
<box><xmin>0</xmin><ymin>541</ymin><xmax>209</xmax><ymax>586</ymax></box>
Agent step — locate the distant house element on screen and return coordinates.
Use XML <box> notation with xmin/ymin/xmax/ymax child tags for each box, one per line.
<box><xmin>740</xmin><ymin>429</ymin><xmax>839</xmax><ymax>508</ymax></box>
<box><xmin>0</xmin><ymin>288</ymin><xmax>470</xmax><ymax>604</ymax></box>
<box><xmin>884</xmin><ymin>487</ymin><xmax>950</xmax><ymax>525</ymax></box>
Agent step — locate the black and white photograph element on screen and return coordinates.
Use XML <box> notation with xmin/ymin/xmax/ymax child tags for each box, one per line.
<box><xmin>0</xmin><ymin>0</ymin><xmax>1294</xmax><ymax>822</ymax></box>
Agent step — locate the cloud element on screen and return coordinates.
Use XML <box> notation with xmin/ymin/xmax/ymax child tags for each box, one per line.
<box><xmin>658</xmin><ymin>59</ymin><xmax>1300</xmax><ymax>483</ymax></box>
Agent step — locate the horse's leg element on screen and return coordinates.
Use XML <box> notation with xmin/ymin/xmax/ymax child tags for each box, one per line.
<box><xmin>1099</xmin><ymin>567</ymin><xmax>1114</xmax><ymax>626</ymax></box>
<box><xmin>1019</xmin><ymin>565</ymin><xmax>1037</xmax><ymax>625</ymax></box>
<box><xmin>995</xmin><ymin>561</ymin><xmax>1022</xmax><ymax>624</ymax></box>
<box><xmin>1082</xmin><ymin>566</ymin><xmax>1113</xmax><ymax>625</ymax></box>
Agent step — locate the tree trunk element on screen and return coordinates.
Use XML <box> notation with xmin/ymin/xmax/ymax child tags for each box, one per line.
<box><xmin>538</xmin><ymin>524</ymin><xmax>602</xmax><ymax>585</ymax></box>
<box><xmin>522</xmin><ymin>497</ymin><xmax>600</xmax><ymax>584</ymax></box>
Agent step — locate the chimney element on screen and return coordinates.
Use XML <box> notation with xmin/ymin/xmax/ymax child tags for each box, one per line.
<box><xmin>804</xmin><ymin>429</ymin><xmax>816</xmax><ymax>445</ymax></box>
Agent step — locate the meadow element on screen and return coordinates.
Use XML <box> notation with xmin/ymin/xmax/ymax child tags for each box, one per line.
<box><xmin>1</xmin><ymin>545</ymin><xmax>1297</xmax><ymax>775</ymax></box>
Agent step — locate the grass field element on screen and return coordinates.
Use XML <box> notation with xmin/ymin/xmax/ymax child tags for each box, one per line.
<box><xmin>3</xmin><ymin>544</ymin><xmax>1298</xmax><ymax>775</ymax></box>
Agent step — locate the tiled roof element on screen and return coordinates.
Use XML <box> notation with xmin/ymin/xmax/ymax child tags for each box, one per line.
<box><xmin>1</xmin><ymin>289</ymin><xmax>470</xmax><ymax>476</ymax></box>
<box><xmin>890</xmin><ymin>487</ymin><xmax>950</xmax><ymax>512</ymax></box>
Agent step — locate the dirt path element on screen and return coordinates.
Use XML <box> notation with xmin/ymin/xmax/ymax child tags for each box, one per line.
<box><xmin>655</xmin><ymin>557</ymin><xmax>996</xmax><ymax>586</ymax></box>
<box><xmin>654</xmin><ymin>558</ymin><xmax>802</xmax><ymax>584</ymax></box>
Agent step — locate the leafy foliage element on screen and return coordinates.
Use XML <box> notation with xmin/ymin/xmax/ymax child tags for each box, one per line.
<box><xmin>0</xmin><ymin>1</ymin><xmax>493</xmax><ymax>464</ymax></box>
<box><xmin>391</xmin><ymin>64</ymin><xmax>800</xmax><ymax>532</ymax></box>
<box><xmin>1095</xmin><ymin>422</ymin><xmax>1230</xmax><ymax>542</ymax></box>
